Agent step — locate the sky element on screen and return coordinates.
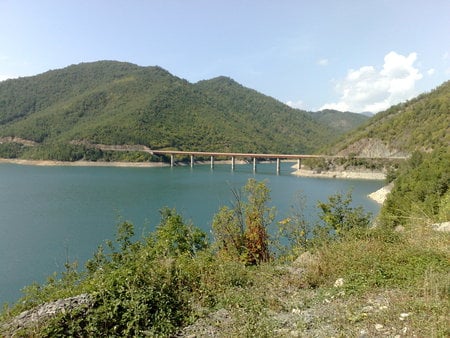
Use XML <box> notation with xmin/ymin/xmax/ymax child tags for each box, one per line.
<box><xmin>0</xmin><ymin>0</ymin><xmax>449</xmax><ymax>113</ymax></box>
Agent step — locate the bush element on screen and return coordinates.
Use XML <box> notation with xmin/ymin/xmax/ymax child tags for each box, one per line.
<box><xmin>316</xmin><ymin>191</ymin><xmax>372</xmax><ymax>239</ymax></box>
<box><xmin>212</xmin><ymin>179</ymin><xmax>274</xmax><ymax>265</ymax></box>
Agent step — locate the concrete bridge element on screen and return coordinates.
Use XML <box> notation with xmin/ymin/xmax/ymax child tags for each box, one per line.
<box><xmin>150</xmin><ymin>149</ymin><xmax>330</xmax><ymax>173</ymax></box>
<box><xmin>90</xmin><ymin>144</ymin><xmax>407</xmax><ymax>174</ymax></box>
<box><xmin>147</xmin><ymin>149</ymin><xmax>406</xmax><ymax>174</ymax></box>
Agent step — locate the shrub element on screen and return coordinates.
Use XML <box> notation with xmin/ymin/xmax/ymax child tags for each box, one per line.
<box><xmin>212</xmin><ymin>179</ymin><xmax>274</xmax><ymax>265</ymax></box>
<box><xmin>316</xmin><ymin>191</ymin><xmax>372</xmax><ymax>239</ymax></box>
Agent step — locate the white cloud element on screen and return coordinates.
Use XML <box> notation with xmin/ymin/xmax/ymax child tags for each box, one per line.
<box><xmin>321</xmin><ymin>51</ymin><xmax>423</xmax><ymax>113</ymax></box>
<box><xmin>317</xmin><ymin>58</ymin><xmax>329</xmax><ymax>66</ymax></box>
<box><xmin>286</xmin><ymin>99</ymin><xmax>304</xmax><ymax>109</ymax></box>
<box><xmin>427</xmin><ymin>68</ymin><xmax>435</xmax><ymax>76</ymax></box>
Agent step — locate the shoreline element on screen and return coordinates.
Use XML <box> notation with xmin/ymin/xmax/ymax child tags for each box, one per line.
<box><xmin>0</xmin><ymin>158</ymin><xmax>250</xmax><ymax>168</ymax></box>
<box><xmin>0</xmin><ymin>158</ymin><xmax>386</xmax><ymax>181</ymax></box>
<box><xmin>367</xmin><ymin>182</ymin><xmax>394</xmax><ymax>204</ymax></box>
<box><xmin>0</xmin><ymin>158</ymin><xmax>170</xmax><ymax>168</ymax></box>
<box><xmin>292</xmin><ymin>168</ymin><xmax>386</xmax><ymax>181</ymax></box>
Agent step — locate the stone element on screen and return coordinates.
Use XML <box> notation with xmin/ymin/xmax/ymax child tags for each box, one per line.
<box><xmin>375</xmin><ymin>323</ymin><xmax>384</xmax><ymax>331</ymax></box>
<box><xmin>2</xmin><ymin>294</ymin><xmax>93</xmax><ymax>335</ymax></box>
<box><xmin>431</xmin><ymin>221</ymin><xmax>450</xmax><ymax>232</ymax></box>
<box><xmin>290</xmin><ymin>330</ymin><xmax>300</xmax><ymax>337</ymax></box>
<box><xmin>333</xmin><ymin>278</ymin><xmax>344</xmax><ymax>287</ymax></box>
<box><xmin>399</xmin><ymin>312</ymin><xmax>410</xmax><ymax>320</ymax></box>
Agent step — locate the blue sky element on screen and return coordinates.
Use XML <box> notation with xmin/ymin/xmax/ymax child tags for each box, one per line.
<box><xmin>0</xmin><ymin>0</ymin><xmax>449</xmax><ymax>113</ymax></box>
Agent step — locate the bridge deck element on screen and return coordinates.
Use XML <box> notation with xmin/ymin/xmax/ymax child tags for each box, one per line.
<box><xmin>148</xmin><ymin>149</ymin><xmax>406</xmax><ymax>160</ymax></box>
<box><xmin>92</xmin><ymin>143</ymin><xmax>407</xmax><ymax>172</ymax></box>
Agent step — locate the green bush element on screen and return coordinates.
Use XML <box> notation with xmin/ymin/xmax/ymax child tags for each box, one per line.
<box><xmin>316</xmin><ymin>191</ymin><xmax>372</xmax><ymax>239</ymax></box>
<box><xmin>212</xmin><ymin>179</ymin><xmax>274</xmax><ymax>265</ymax></box>
<box><xmin>380</xmin><ymin>147</ymin><xmax>449</xmax><ymax>227</ymax></box>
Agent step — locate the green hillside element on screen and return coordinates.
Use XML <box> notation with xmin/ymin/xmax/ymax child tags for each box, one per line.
<box><xmin>308</xmin><ymin>109</ymin><xmax>369</xmax><ymax>134</ymax></box>
<box><xmin>329</xmin><ymin>81</ymin><xmax>450</xmax><ymax>157</ymax></box>
<box><xmin>0</xmin><ymin>61</ymin><xmax>366</xmax><ymax>161</ymax></box>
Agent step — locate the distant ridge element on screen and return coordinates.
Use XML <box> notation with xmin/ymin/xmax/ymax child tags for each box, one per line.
<box><xmin>309</xmin><ymin>109</ymin><xmax>369</xmax><ymax>134</ymax></box>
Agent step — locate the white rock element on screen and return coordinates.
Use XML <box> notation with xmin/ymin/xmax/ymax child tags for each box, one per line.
<box><xmin>290</xmin><ymin>330</ymin><xmax>300</xmax><ymax>337</ymax></box>
<box><xmin>399</xmin><ymin>312</ymin><xmax>410</xmax><ymax>320</ymax></box>
<box><xmin>375</xmin><ymin>324</ymin><xmax>384</xmax><ymax>331</ymax></box>
<box><xmin>334</xmin><ymin>277</ymin><xmax>345</xmax><ymax>287</ymax></box>
<box><xmin>431</xmin><ymin>221</ymin><xmax>450</xmax><ymax>232</ymax></box>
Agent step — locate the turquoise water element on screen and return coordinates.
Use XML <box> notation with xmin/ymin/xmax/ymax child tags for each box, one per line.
<box><xmin>0</xmin><ymin>162</ymin><xmax>384</xmax><ymax>305</ymax></box>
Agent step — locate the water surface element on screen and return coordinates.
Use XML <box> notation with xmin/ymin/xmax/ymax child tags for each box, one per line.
<box><xmin>0</xmin><ymin>162</ymin><xmax>383</xmax><ymax>305</ymax></box>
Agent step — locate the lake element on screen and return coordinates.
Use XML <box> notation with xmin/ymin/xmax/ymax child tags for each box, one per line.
<box><xmin>0</xmin><ymin>162</ymin><xmax>384</xmax><ymax>305</ymax></box>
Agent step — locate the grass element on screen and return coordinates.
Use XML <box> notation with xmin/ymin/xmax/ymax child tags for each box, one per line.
<box><xmin>173</xmin><ymin>221</ymin><xmax>449</xmax><ymax>337</ymax></box>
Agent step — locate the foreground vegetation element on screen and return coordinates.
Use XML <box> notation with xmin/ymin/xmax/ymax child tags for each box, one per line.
<box><xmin>1</xmin><ymin>148</ymin><xmax>449</xmax><ymax>337</ymax></box>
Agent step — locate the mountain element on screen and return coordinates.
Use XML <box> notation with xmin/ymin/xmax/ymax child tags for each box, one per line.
<box><xmin>308</xmin><ymin>109</ymin><xmax>369</xmax><ymax>134</ymax></box>
<box><xmin>0</xmin><ymin>61</ymin><xmax>363</xmax><ymax>161</ymax></box>
<box><xmin>328</xmin><ymin>81</ymin><xmax>450</xmax><ymax>157</ymax></box>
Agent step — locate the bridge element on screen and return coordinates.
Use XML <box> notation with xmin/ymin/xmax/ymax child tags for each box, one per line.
<box><xmin>90</xmin><ymin>144</ymin><xmax>407</xmax><ymax>174</ymax></box>
<box><xmin>147</xmin><ymin>150</ymin><xmax>407</xmax><ymax>174</ymax></box>
<box><xmin>150</xmin><ymin>149</ymin><xmax>332</xmax><ymax>173</ymax></box>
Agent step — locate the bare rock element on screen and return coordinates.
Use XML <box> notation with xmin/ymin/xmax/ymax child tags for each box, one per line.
<box><xmin>333</xmin><ymin>278</ymin><xmax>345</xmax><ymax>288</ymax></box>
<box><xmin>1</xmin><ymin>294</ymin><xmax>93</xmax><ymax>336</ymax></box>
<box><xmin>431</xmin><ymin>221</ymin><xmax>450</xmax><ymax>232</ymax></box>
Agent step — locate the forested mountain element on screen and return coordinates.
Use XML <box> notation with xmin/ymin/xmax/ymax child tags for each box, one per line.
<box><xmin>0</xmin><ymin>61</ymin><xmax>366</xmax><ymax>161</ymax></box>
<box><xmin>307</xmin><ymin>109</ymin><xmax>369</xmax><ymax>134</ymax></box>
<box><xmin>328</xmin><ymin>81</ymin><xmax>450</xmax><ymax>157</ymax></box>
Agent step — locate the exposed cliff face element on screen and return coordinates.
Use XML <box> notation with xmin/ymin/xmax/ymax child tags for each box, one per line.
<box><xmin>336</xmin><ymin>138</ymin><xmax>408</xmax><ymax>158</ymax></box>
<box><xmin>328</xmin><ymin>81</ymin><xmax>449</xmax><ymax>158</ymax></box>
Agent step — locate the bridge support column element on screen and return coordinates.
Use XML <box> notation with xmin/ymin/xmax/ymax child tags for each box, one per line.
<box><xmin>297</xmin><ymin>158</ymin><xmax>302</xmax><ymax>170</ymax></box>
<box><xmin>211</xmin><ymin>156</ymin><xmax>214</xmax><ymax>169</ymax></box>
<box><xmin>276</xmin><ymin>158</ymin><xmax>280</xmax><ymax>174</ymax></box>
<box><xmin>190</xmin><ymin>155</ymin><xmax>194</xmax><ymax>167</ymax></box>
<box><xmin>253</xmin><ymin>158</ymin><xmax>257</xmax><ymax>172</ymax></box>
<box><xmin>170</xmin><ymin>155</ymin><xmax>174</xmax><ymax>167</ymax></box>
<box><xmin>231</xmin><ymin>156</ymin><xmax>235</xmax><ymax>171</ymax></box>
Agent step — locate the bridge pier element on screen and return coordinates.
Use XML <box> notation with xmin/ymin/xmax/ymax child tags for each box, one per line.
<box><xmin>190</xmin><ymin>155</ymin><xmax>194</xmax><ymax>167</ymax></box>
<box><xmin>231</xmin><ymin>156</ymin><xmax>235</xmax><ymax>171</ymax></box>
<box><xmin>297</xmin><ymin>158</ymin><xmax>302</xmax><ymax>170</ymax></box>
<box><xmin>170</xmin><ymin>155</ymin><xmax>174</xmax><ymax>167</ymax></box>
<box><xmin>211</xmin><ymin>156</ymin><xmax>214</xmax><ymax>169</ymax></box>
<box><xmin>253</xmin><ymin>158</ymin><xmax>257</xmax><ymax>172</ymax></box>
<box><xmin>276</xmin><ymin>158</ymin><xmax>280</xmax><ymax>174</ymax></box>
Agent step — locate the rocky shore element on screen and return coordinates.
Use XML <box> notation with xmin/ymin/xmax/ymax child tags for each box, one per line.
<box><xmin>367</xmin><ymin>182</ymin><xmax>394</xmax><ymax>204</ymax></box>
<box><xmin>292</xmin><ymin>168</ymin><xmax>386</xmax><ymax>180</ymax></box>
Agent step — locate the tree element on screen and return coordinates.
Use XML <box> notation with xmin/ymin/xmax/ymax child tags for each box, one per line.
<box><xmin>212</xmin><ymin>179</ymin><xmax>274</xmax><ymax>265</ymax></box>
<box><xmin>153</xmin><ymin>207</ymin><xmax>208</xmax><ymax>257</ymax></box>
<box><xmin>317</xmin><ymin>191</ymin><xmax>372</xmax><ymax>238</ymax></box>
